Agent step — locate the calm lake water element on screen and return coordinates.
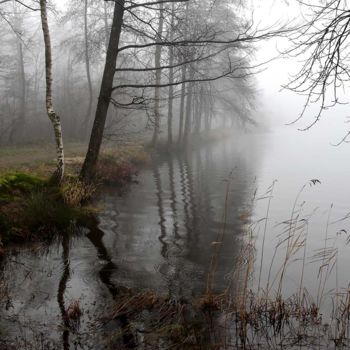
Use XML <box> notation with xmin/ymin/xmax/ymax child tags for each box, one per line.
<box><xmin>2</xmin><ymin>127</ymin><xmax>350</xmax><ymax>348</ymax></box>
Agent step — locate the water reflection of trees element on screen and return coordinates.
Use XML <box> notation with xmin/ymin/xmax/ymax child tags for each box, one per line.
<box><xmin>87</xmin><ymin>226</ymin><xmax>119</xmax><ymax>296</ymax></box>
<box><xmin>103</xmin><ymin>140</ymin><xmax>258</xmax><ymax>297</ymax></box>
<box><xmin>0</xmin><ymin>139</ymin><xmax>260</xmax><ymax>349</ymax></box>
<box><xmin>152</xmin><ymin>163</ymin><xmax>169</xmax><ymax>259</ymax></box>
<box><xmin>57</xmin><ymin>234</ymin><xmax>70</xmax><ymax>350</ymax></box>
<box><xmin>86</xmin><ymin>224</ymin><xmax>137</xmax><ymax>348</ymax></box>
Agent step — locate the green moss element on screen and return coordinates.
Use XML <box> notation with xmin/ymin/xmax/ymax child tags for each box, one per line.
<box><xmin>0</xmin><ymin>143</ymin><xmax>147</xmax><ymax>247</ymax></box>
<box><xmin>0</xmin><ymin>172</ymin><xmax>45</xmax><ymax>197</ymax></box>
<box><xmin>0</xmin><ymin>172</ymin><xmax>92</xmax><ymax>246</ymax></box>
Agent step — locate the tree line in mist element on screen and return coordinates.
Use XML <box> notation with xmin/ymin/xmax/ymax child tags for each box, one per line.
<box><xmin>1</xmin><ymin>0</ymin><xmax>347</xmax><ymax>181</ymax></box>
<box><xmin>1</xmin><ymin>0</ymin><xmax>267</xmax><ymax>182</ymax></box>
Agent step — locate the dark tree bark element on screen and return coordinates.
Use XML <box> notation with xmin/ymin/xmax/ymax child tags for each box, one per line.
<box><xmin>177</xmin><ymin>65</ymin><xmax>186</xmax><ymax>144</ymax></box>
<box><xmin>9</xmin><ymin>39</ymin><xmax>25</xmax><ymax>143</ymax></box>
<box><xmin>167</xmin><ymin>2</ymin><xmax>175</xmax><ymax>148</ymax></box>
<box><xmin>84</xmin><ymin>0</ymin><xmax>93</xmax><ymax>129</ymax></box>
<box><xmin>80</xmin><ymin>0</ymin><xmax>125</xmax><ymax>181</ymax></box>
<box><xmin>17</xmin><ymin>40</ymin><xmax>25</xmax><ymax>129</ymax></box>
<box><xmin>194</xmin><ymin>85</ymin><xmax>203</xmax><ymax>135</ymax></box>
<box><xmin>151</xmin><ymin>2</ymin><xmax>165</xmax><ymax>147</ymax></box>
<box><xmin>183</xmin><ymin>67</ymin><xmax>194</xmax><ymax>144</ymax></box>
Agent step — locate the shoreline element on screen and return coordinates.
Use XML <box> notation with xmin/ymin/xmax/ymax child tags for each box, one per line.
<box><xmin>0</xmin><ymin>142</ymin><xmax>150</xmax><ymax>254</ymax></box>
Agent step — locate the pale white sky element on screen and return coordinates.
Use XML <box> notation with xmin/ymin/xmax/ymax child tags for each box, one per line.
<box><xmin>250</xmin><ymin>0</ymin><xmax>350</xmax><ymax>141</ymax></box>
<box><xmin>250</xmin><ymin>0</ymin><xmax>305</xmax><ymax>124</ymax></box>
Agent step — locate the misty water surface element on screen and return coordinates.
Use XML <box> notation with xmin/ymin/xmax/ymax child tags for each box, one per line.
<box><xmin>1</xmin><ymin>127</ymin><xmax>350</xmax><ymax>347</ymax></box>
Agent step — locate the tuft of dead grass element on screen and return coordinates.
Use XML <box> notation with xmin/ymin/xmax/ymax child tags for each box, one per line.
<box><xmin>61</xmin><ymin>177</ymin><xmax>97</xmax><ymax>206</ymax></box>
<box><xmin>96</xmin><ymin>145</ymin><xmax>149</xmax><ymax>185</ymax></box>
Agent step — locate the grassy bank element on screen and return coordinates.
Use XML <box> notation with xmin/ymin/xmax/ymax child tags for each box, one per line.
<box><xmin>0</xmin><ymin>142</ymin><xmax>150</xmax><ymax>252</ymax></box>
<box><xmin>0</xmin><ymin>172</ymin><xmax>93</xmax><ymax>249</ymax></box>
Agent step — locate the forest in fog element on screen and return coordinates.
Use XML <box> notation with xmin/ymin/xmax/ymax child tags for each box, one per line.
<box><xmin>0</xmin><ymin>0</ymin><xmax>259</xmax><ymax>149</ymax></box>
<box><xmin>2</xmin><ymin>1</ymin><xmax>350</xmax><ymax>349</ymax></box>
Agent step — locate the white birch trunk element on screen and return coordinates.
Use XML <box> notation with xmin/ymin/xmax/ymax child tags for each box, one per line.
<box><xmin>40</xmin><ymin>0</ymin><xmax>65</xmax><ymax>184</ymax></box>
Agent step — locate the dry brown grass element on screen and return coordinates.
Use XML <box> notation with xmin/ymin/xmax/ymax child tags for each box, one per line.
<box><xmin>101</xmin><ymin>144</ymin><xmax>151</xmax><ymax>166</ymax></box>
<box><xmin>61</xmin><ymin>177</ymin><xmax>97</xmax><ymax>206</ymax></box>
<box><xmin>0</xmin><ymin>142</ymin><xmax>150</xmax><ymax>179</ymax></box>
<box><xmin>94</xmin><ymin>145</ymin><xmax>150</xmax><ymax>185</ymax></box>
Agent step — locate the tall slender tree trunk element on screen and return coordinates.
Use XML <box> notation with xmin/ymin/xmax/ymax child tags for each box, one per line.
<box><xmin>40</xmin><ymin>0</ymin><xmax>64</xmax><ymax>184</ymax></box>
<box><xmin>64</xmin><ymin>57</ymin><xmax>76</xmax><ymax>137</ymax></box>
<box><xmin>183</xmin><ymin>67</ymin><xmax>195</xmax><ymax>145</ymax></box>
<box><xmin>193</xmin><ymin>85</ymin><xmax>199</xmax><ymax>133</ymax></box>
<box><xmin>33</xmin><ymin>59</ymin><xmax>39</xmax><ymax>116</ymax></box>
<box><xmin>204</xmin><ymin>87</ymin><xmax>212</xmax><ymax>135</ymax></box>
<box><xmin>178</xmin><ymin>2</ymin><xmax>190</xmax><ymax>146</ymax></box>
<box><xmin>80</xmin><ymin>0</ymin><xmax>125</xmax><ymax>182</ymax></box>
<box><xmin>198</xmin><ymin>90</ymin><xmax>204</xmax><ymax>133</ymax></box>
<box><xmin>18</xmin><ymin>40</ymin><xmax>25</xmax><ymax>130</ymax></box>
<box><xmin>152</xmin><ymin>3</ymin><xmax>165</xmax><ymax>147</ymax></box>
<box><xmin>84</xmin><ymin>0</ymin><xmax>93</xmax><ymax>130</ymax></box>
<box><xmin>9</xmin><ymin>40</ymin><xmax>26</xmax><ymax>143</ymax></box>
<box><xmin>194</xmin><ymin>86</ymin><xmax>204</xmax><ymax>134</ymax></box>
<box><xmin>103</xmin><ymin>2</ymin><xmax>109</xmax><ymax>50</ymax></box>
<box><xmin>178</xmin><ymin>65</ymin><xmax>187</xmax><ymax>145</ymax></box>
<box><xmin>167</xmin><ymin>2</ymin><xmax>175</xmax><ymax>149</ymax></box>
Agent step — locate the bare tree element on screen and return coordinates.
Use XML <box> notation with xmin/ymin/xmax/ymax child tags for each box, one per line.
<box><xmin>84</xmin><ymin>0</ymin><xmax>93</xmax><ymax>127</ymax></box>
<box><xmin>40</xmin><ymin>0</ymin><xmax>64</xmax><ymax>183</ymax></box>
<box><xmin>77</xmin><ymin>0</ymin><xmax>287</xmax><ymax>179</ymax></box>
<box><xmin>167</xmin><ymin>2</ymin><xmax>175</xmax><ymax>148</ymax></box>
<box><xmin>286</xmin><ymin>0</ymin><xmax>350</xmax><ymax>137</ymax></box>
<box><xmin>151</xmin><ymin>2</ymin><xmax>165</xmax><ymax>146</ymax></box>
<box><xmin>1</xmin><ymin>2</ymin><xmax>27</xmax><ymax>143</ymax></box>
<box><xmin>113</xmin><ymin>0</ymin><xmax>264</xmax><ymax>145</ymax></box>
<box><xmin>80</xmin><ymin>0</ymin><xmax>125</xmax><ymax>181</ymax></box>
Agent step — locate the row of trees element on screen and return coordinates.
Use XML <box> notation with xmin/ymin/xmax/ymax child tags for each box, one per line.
<box><xmin>1</xmin><ymin>0</ymin><xmax>268</xmax><ymax>183</ymax></box>
<box><xmin>81</xmin><ymin>0</ymin><xmax>269</xmax><ymax>179</ymax></box>
<box><xmin>3</xmin><ymin>0</ymin><xmax>343</xmax><ymax>182</ymax></box>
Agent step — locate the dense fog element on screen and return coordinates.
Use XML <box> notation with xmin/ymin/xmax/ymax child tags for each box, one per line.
<box><xmin>0</xmin><ymin>0</ymin><xmax>262</xmax><ymax>146</ymax></box>
<box><xmin>2</xmin><ymin>1</ymin><xmax>350</xmax><ymax>349</ymax></box>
